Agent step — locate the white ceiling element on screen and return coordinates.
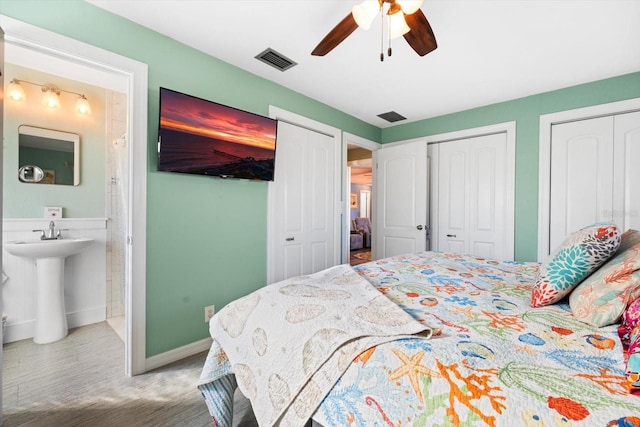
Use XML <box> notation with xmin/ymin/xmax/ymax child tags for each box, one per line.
<box><xmin>87</xmin><ymin>0</ymin><xmax>640</xmax><ymax>129</ymax></box>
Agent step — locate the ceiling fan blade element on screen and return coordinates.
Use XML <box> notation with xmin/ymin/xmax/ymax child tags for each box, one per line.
<box><xmin>403</xmin><ymin>9</ymin><xmax>437</xmax><ymax>56</ymax></box>
<box><xmin>311</xmin><ymin>13</ymin><xmax>359</xmax><ymax>56</ymax></box>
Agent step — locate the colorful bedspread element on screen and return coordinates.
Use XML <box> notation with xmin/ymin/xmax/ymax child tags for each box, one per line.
<box><xmin>199</xmin><ymin>264</ymin><xmax>431</xmax><ymax>427</ymax></box>
<box><xmin>311</xmin><ymin>252</ymin><xmax>640</xmax><ymax>426</ymax></box>
<box><xmin>199</xmin><ymin>252</ymin><xmax>640</xmax><ymax>426</ymax></box>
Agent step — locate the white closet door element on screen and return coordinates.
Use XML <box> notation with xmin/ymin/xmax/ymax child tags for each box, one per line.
<box><xmin>375</xmin><ymin>141</ymin><xmax>428</xmax><ymax>258</ymax></box>
<box><xmin>437</xmin><ymin>133</ymin><xmax>510</xmax><ymax>259</ymax></box>
<box><xmin>613</xmin><ymin>111</ymin><xmax>640</xmax><ymax>232</ymax></box>
<box><xmin>438</xmin><ymin>140</ymin><xmax>468</xmax><ymax>254</ymax></box>
<box><xmin>549</xmin><ymin>116</ymin><xmax>614</xmax><ymax>250</ymax></box>
<box><xmin>271</xmin><ymin>121</ymin><xmax>336</xmax><ymax>282</ymax></box>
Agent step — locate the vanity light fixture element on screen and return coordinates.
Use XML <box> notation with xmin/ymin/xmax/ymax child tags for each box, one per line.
<box><xmin>7</xmin><ymin>79</ymin><xmax>92</xmax><ymax>115</ymax></box>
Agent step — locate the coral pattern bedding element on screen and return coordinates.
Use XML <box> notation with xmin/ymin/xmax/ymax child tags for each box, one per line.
<box><xmin>199</xmin><ymin>252</ymin><xmax>640</xmax><ymax>426</ymax></box>
<box><xmin>207</xmin><ymin>265</ymin><xmax>432</xmax><ymax>426</ymax></box>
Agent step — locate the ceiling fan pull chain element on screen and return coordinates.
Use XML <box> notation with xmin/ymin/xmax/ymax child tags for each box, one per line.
<box><xmin>388</xmin><ymin>16</ymin><xmax>393</xmax><ymax>57</ymax></box>
<box><xmin>380</xmin><ymin>10</ymin><xmax>384</xmax><ymax>61</ymax></box>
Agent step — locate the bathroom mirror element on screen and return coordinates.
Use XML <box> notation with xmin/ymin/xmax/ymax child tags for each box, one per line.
<box><xmin>18</xmin><ymin>125</ymin><xmax>80</xmax><ymax>185</ymax></box>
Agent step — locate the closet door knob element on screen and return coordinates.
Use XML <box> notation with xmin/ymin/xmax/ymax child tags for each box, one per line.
<box><xmin>416</xmin><ymin>225</ymin><xmax>424</xmax><ymax>230</ymax></box>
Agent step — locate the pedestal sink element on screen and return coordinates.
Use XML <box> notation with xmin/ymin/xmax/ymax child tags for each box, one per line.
<box><xmin>4</xmin><ymin>238</ymin><xmax>94</xmax><ymax>344</ymax></box>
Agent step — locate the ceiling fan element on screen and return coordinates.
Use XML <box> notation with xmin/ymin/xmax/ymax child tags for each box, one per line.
<box><xmin>311</xmin><ymin>0</ymin><xmax>437</xmax><ymax>61</ymax></box>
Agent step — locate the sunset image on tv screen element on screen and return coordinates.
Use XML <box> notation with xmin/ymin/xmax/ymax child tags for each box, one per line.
<box><xmin>158</xmin><ymin>88</ymin><xmax>277</xmax><ymax>181</ymax></box>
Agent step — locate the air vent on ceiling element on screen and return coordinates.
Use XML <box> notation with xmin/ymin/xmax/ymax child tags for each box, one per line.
<box><xmin>255</xmin><ymin>48</ymin><xmax>297</xmax><ymax>72</ymax></box>
<box><xmin>377</xmin><ymin>111</ymin><xmax>407</xmax><ymax>123</ymax></box>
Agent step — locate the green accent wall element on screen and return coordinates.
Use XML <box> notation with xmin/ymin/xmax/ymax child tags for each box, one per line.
<box><xmin>1</xmin><ymin>0</ymin><xmax>379</xmax><ymax>357</ymax></box>
<box><xmin>3</xmin><ymin>0</ymin><xmax>639</xmax><ymax>357</ymax></box>
<box><xmin>383</xmin><ymin>72</ymin><xmax>640</xmax><ymax>261</ymax></box>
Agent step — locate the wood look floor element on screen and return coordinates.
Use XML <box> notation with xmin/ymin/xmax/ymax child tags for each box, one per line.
<box><xmin>2</xmin><ymin>321</ymin><xmax>257</xmax><ymax>426</ymax></box>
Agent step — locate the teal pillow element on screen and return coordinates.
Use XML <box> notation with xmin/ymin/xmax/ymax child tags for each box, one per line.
<box><xmin>531</xmin><ymin>222</ymin><xmax>621</xmax><ymax>307</ymax></box>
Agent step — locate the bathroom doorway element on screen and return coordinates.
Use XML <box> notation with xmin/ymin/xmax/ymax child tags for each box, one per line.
<box><xmin>2</xmin><ymin>14</ymin><xmax>148</xmax><ymax>376</ymax></box>
<box><xmin>3</xmin><ymin>50</ymin><xmax>128</xmax><ymax>343</ymax></box>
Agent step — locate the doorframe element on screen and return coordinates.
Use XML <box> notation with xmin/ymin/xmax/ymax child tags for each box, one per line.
<box><xmin>342</xmin><ymin>132</ymin><xmax>380</xmax><ymax>264</ymax></box>
<box><xmin>1</xmin><ymin>15</ymin><xmax>148</xmax><ymax>376</ymax></box>
<box><xmin>0</xmin><ymin>24</ymin><xmax>4</xmax><ymax>426</ymax></box>
<box><xmin>537</xmin><ymin>98</ymin><xmax>640</xmax><ymax>261</ymax></box>
<box><xmin>266</xmin><ymin>106</ymin><xmax>342</xmax><ymax>284</ymax></box>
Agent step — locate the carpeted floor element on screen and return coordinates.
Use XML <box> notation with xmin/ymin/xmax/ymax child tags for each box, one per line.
<box><xmin>350</xmin><ymin>249</ymin><xmax>371</xmax><ymax>266</ymax></box>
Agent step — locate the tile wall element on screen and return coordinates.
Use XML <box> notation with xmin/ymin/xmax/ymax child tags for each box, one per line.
<box><xmin>105</xmin><ymin>91</ymin><xmax>128</xmax><ymax>319</ymax></box>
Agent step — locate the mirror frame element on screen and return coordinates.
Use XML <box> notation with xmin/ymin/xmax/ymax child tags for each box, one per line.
<box><xmin>18</xmin><ymin>125</ymin><xmax>80</xmax><ymax>186</ymax></box>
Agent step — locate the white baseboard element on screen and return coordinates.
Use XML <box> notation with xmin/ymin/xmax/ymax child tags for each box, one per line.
<box><xmin>4</xmin><ymin>321</ymin><xmax>34</xmax><ymax>343</ymax></box>
<box><xmin>145</xmin><ymin>337</ymin><xmax>213</xmax><ymax>372</ymax></box>
<box><xmin>3</xmin><ymin>306</ymin><xmax>106</xmax><ymax>344</ymax></box>
<box><xmin>68</xmin><ymin>305</ymin><xmax>106</xmax><ymax>329</ymax></box>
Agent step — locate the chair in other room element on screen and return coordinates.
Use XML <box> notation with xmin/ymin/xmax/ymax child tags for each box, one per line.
<box><xmin>354</xmin><ymin>217</ymin><xmax>372</xmax><ymax>248</ymax></box>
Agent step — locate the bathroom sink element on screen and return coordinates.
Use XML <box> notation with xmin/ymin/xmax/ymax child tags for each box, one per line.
<box><xmin>4</xmin><ymin>237</ymin><xmax>95</xmax><ymax>344</ymax></box>
<box><xmin>4</xmin><ymin>238</ymin><xmax>93</xmax><ymax>259</ymax></box>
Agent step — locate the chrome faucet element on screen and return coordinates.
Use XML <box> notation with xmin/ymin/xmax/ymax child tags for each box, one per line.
<box><xmin>47</xmin><ymin>221</ymin><xmax>56</xmax><ymax>239</ymax></box>
<box><xmin>33</xmin><ymin>221</ymin><xmax>62</xmax><ymax>240</ymax></box>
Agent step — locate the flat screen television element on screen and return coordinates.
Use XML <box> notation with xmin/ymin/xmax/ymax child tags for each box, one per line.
<box><xmin>157</xmin><ymin>87</ymin><xmax>278</xmax><ymax>181</ymax></box>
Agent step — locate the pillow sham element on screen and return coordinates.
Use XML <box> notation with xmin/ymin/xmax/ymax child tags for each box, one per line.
<box><xmin>531</xmin><ymin>222</ymin><xmax>621</xmax><ymax>308</ymax></box>
<box><xmin>617</xmin><ymin>229</ymin><xmax>640</xmax><ymax>252</ymax></box>
<box><xmin>570</xmin><ymin>230</ymin><xmax>640</xmax><ymax>327</ymax></box>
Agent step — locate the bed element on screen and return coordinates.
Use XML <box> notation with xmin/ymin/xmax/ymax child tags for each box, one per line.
<box><xmin>198</xmin><ymin>224</ymin><xmax>640</xmax><ymax>426</ymax></box>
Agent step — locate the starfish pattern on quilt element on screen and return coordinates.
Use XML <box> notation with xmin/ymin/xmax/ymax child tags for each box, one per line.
<box><xmin>388</xmin><ymin>348</ymin><xmax>439</xmax><ymax>401</ymax></box>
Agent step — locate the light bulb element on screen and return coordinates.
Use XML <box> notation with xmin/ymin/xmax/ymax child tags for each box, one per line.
<box><xmin>388</xmin><ymin>11</ymin><xmax>410</xmax><ymax>39</ymax></box>
<box><xmin>8</xmin><ymin>80</ymin><xmax>26</xmax><ymax>101</ymax></box>
<box><xmin>352</xmin><ymin>0</ymin><xmax>379</xmax><ymax>30</ymax></box>
<box><xmin>42</xmin><ymin>87</ymin><xmax>61</xmax><ymax>109</ymax></box>
<box><xmin>76</xmin><ymin>95</ymin><xmax>91</xmax><ymax>115</ymax></box>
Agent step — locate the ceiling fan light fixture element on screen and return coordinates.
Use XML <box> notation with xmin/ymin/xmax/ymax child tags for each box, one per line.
<box><xmin>352</xmin><ymin>0</ymin><xmax>379</xmax><ymax>30</ymax></box>
<box><xmin>397</xmin><ymin>0</ymin><xmax>423</xmax><ymax>15</ymax></box>
<box><xmin>388</xmin><ymin>9</ymin><xmax>410</xmax><ymax>39</ymax></box>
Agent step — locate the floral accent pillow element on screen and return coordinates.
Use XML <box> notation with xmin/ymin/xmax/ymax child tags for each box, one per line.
<box><xmin>531</xmin><ymin>222</ymin><xmax>621</xmax><ymax>308</ymax></box>
<box><xmin>627</xmin><ymin>323</ymin><xmax>640</xmax><ymax>394</ymax></box>
<box><xmin>570</xmin><ymin>230</ymin><xmax>640</xmax><ymax>327</ymax></box>
<box><xmin>618</xmin><ymin>295</ymin><xmax>640</xmax><ymax>348</ymax></box>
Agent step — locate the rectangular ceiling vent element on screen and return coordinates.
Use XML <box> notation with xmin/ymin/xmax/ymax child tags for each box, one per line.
<box><xmin>255</xmin><ymin>48</ymin><xmax>297</xmax><ymax>72</ymax></box>
<box><xmin>377</xmin><ymin>111</ymin><xmax>407</xmax><ymax>123</ymax></box>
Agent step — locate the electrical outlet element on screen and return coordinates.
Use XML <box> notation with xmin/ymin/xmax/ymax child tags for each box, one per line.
<box><xmin>204</xmin><ymin>305</ymin><xmax>215</xmax><ymax>323</ymax></box>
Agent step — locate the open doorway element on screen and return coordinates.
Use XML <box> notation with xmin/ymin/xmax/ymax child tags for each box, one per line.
<box><xmin>2</xmin><ymin>14</ymin><xmax>148</xmax><ymax>377</ymax></box>
<box><xmin>348</xmin><ymin>145</ymin><xmax>373</xmax><ymax>266</ymax></box>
